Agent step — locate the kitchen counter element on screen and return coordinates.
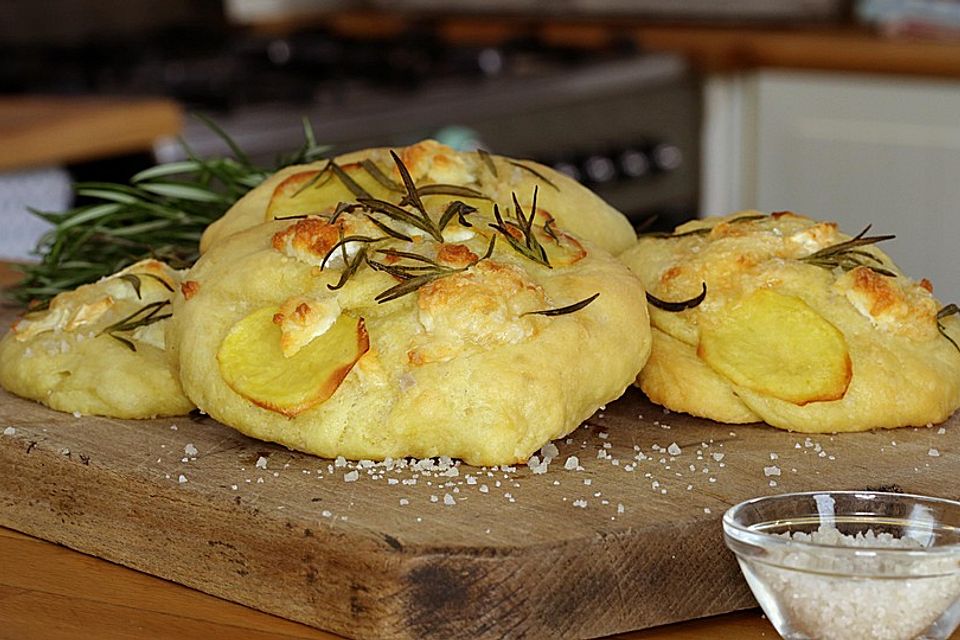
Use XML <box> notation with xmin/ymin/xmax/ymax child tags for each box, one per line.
<box><xmin>0</xmin><ymin>96</ymin><xmax>182</xmax><ymax>172</ymax></box>
<box><xmin>307</xmin><ymin>12</ymin><xmax>960</xmax><ymax>80</ymax></box>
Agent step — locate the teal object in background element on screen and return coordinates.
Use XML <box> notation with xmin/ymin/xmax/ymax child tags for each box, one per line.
<box><xmin>433</xmin><ymin>126</ymin><xmax>488</xmax><ymax>152</ymax></box>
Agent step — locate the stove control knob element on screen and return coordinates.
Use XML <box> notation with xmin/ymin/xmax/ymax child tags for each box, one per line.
<box><xmin>650</xmin><ymin>142</ymin><xmax>683</xmax><ymax>173</ymax></box>
<box><xmin>582</xmin><ymin>154</ymin><xmax>618</xmax><ymax>185</ymax></box>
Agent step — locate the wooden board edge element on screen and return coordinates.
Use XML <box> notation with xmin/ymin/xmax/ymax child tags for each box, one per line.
<box><xmin>1</xmin><ymin>434</ymin><xmax>756</xmax><ymax>639</ymax></box>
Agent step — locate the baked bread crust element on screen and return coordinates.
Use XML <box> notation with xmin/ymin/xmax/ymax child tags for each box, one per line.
<box><xmin>0</xmin><ymin>259</ymin><xmax>193</xmax><ymax>418</ymax></box>
<box><xmin>621</xmin><ymin>211</ymin><xmax>960</xmax><ymax>432</ymax></box>
<box><xmin>171</xmin><ymin>205</ymin><xmax>650</xmax><ymax>465</ymax></box>
<box><xmin>200</xmin><ymin>139</ymin><xmax>637</xmax><ymax>257</ymax></box>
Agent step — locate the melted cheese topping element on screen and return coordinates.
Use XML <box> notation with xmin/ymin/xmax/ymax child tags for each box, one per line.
<box><xmin>274</xmin><ymin>297</ymin><xmax>342</xmax><ymax>357</ymax></box>
<box><xmin>272</xmin><ymin>217</ymin><xmax>352</xmax><ymax>267</ymax></box>
<box><xmin>410</xmin><ymin>260</ymin><xmax>544</xmax><ymax>364</ymax></box>
<box><xmin>835</xmin><ymin>266</ymin><xmax>939</xmax><ymax>338</ymax></box>
<box><xmin>12</xmin><ymin>259</ymin><xmax>179</xmax><ymax>341</ymax></box>
<box><xmin>787</xmin><ymin>221</ymin><xmax>840</xmax><ymax>255</ymax></box>
<box><xmin>399</xmin><ymin>139</ymin><xmax>473</xmax><ymax>184</ymax></box>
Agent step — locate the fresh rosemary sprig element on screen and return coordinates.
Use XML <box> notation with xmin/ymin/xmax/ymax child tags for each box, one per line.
<box><xmin>506</xmin><ymin>160</ymin><xmax>558</xmax><ymax>191</ymax></box>
<box><xmin>477</xmin><ymin>149</ymin><xmax>498</xmax><ymax>177</ymax></box>
<box><xmin>368</xmin><ymin>236</ymin><xmax>497</xmax><ymax>303</ymax></box>
<box><xmin>99</xmin><ymin>300</ymin><xmax>172</xmax><ymax>351</ymax></box>
<box><xmin>643</xmin><ymin>214</ymin><xmax>766</xmax><ymax>239</ymax></box>
<box><xmin>10</xmin><ymin>117</ymin><xmax>329</xmax><ymax>307</ymax></box>
<box><xmin>524</xmin><ymin>293</ymin><xmax>599</xmax><ymax>317</ymax></box>
<box><xmin>646</xmin><ymin>283</ymin><xmax>707</xmax><ymax>312</ymax></box>
<box><xmin>488</xmin><ymin>188</ymin><xmax>550</xmax><ymax>268</ymax></box>
<box><xmin>800</xmin><ymin>225</ymin><xmax>897</xmax><ymax>277</ymax></box>
<box><xmin>118</xmin><ymin>272</ymin><xmax>175</xmax><ymax>300</ymax></box>
<box><xmin>938</xmin><ymin>304</ymin><xmax>960</xmax><ymax>354</ymax></box>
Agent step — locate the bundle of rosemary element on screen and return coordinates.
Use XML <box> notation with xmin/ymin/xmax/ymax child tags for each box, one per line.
<box><xmin>9</xmin><ymin>117</ymin><xmax>328</xmax><ymax>307</ymax></box>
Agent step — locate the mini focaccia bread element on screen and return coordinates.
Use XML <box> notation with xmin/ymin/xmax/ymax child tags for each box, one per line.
<box><xmin>0</xmin><ymin>259</ymin><xmax>194</xmax><ymax>418</ymax></box>
<box><xmin>620</xmin><ymin>211</ymin><xmax>960</xmax><ymax>433</ymax></box>
<box><xmin>169</xmin><ymin>188</ymin><xmax>650</xmax><ymax>465</ymax></box>
<box><xmin>199</xmin><ymin>139</ymin><xmax>636</xmax><ymax>257</ymax></box>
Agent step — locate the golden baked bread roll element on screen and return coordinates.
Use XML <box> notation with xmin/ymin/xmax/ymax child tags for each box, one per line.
<box><xmin>620</xmin><ymin>211</ymin><xmax>960</xmax><ymax>432</ymax></box>
<box><xmin>200</xmin><ymin>139</ymin><xmax>636</xmax><ymax>257</ymax></box>
<box><xmin>169</xmin><ymin>163</ymin><xmax>650</xmax><ymax>464</ymax></box>
<box><xmin>0</xmin><ymin>259</ymin><xmax>193</xmax><ymax>418</ymax></box>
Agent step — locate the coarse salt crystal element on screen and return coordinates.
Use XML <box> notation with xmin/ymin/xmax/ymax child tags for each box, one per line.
<box><xmin>444</xmin><ymin>494</ymin><xmax>456</xmax><ymax>506</ymax></box>
<box><xmin>399</xmin><ymin>498</ymin><xmax>409</xmax><ymax>506</ymax></box>
<box><xmin>712</xmin><ymin>453</ymin><xmax>725</xmax><ymax>462</ymax></box>
<box><xmin>178</xmin><ymin>474</ymin><xmax>187</xmax><ymax>484</ymax></box>
<box><xmin>334</xmin><ymin>456</ymin><xmax>347</xmax><ymax>468</ymax></box>
<box><xmin>255</xmin><ymin>456</ymin><xmax>268</xmax><ymax>469</ymax></box>
<box><xmin>72</xmin><ymin>411</ymin><xmax>82</xmax><ymax>418</ymax></box>
<box><xmin>667</xmin><ymin>442</ymin><xmax>682</xmax><ymax>456</ymax></box>
<box><xmin>169</xmin><ymin>424</ymin><xmax>178</xmax><ymax>430</ymax></box>
<box><xmin>479</xmin><ymin>485</ymin><xmax>489</xmax><ymax>493</ymax></box>
<box><xmin>929</xmin><ymin>448</ymin><xmax>941</xmax><ymax>457</ymax></box>
<box><xmin>2</xmin><ymin>427</ymin><xmax>15</xmax><ymax>436</ymax></box>
<box><xmin>540</xmin><ymin>443</ymin><xmax>560</xmax><ymax>460</ymax></box>
<box><xmin>184</xmin><ymin>443</ymin><xmax>198</xmax><ymax>457</ymax></box>
<box><xmin>938</xmin><ymin>427</ymin><xmax>947</xmax><ymax>435</ymax></box>
<box><xmin>564</xmin><ymin>456</ymin><xmax>580</xmax><ymax>471</ymax></box>
<box><xmin>617</xmin><ymin>503</ymin><xmax>625</xmax><ymax>514</ymax></box>
<box><xmin>769</xmin><ymin>452</ymin><xmax>779</xmax><ymax>460</ymax></box>
<box><xmin>573</xmin><ymin>499</ymin><xmax>587</xmax><ymax>508</ymax></box>
<box><xmin>321</xmin><ymin>510</ymin><xmax>332</xmax><ymax>518</ymax></box>
<box><xmin>764</xmin><ymin>465</ymin><xmax>782</xmax><ymax>477</ymax></box>
<box><xmin>343</xmin><ymin>470</ymin><xmax>359</xmax><ymax>482</ymax></box>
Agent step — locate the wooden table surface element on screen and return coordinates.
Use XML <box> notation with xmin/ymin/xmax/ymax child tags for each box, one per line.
<box><xmin>0</xmin><ymin>526</ymin><xmax>778</xmax><ymax>640</ymax></box>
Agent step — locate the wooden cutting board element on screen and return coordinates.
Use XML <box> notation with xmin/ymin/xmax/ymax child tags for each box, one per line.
<box><xmin>1</xmin><ymin>304</ymin><xmax>958</xmax><ymax>639</ymax></box>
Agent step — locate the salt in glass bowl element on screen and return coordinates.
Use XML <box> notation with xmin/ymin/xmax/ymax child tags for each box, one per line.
<box><xmin>723</xmin><ymin>491</ymin><xmax>960</xmax><ymax>640</ymax></box>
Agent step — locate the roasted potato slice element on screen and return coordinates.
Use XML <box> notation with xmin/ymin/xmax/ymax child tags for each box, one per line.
<box><xmin>265</xmin><ymin>162</ymin><xmax>394</xmax><ymax>222</ymax></box>
<box><xmin>698</xmin><ymin>289</ymin><xmax>852</xmax><ymax>405</ymax></box>
<box><xmin>217</xmin><ymin>306</ymin><xmax>369</xmax><ymax>417</ymax></box>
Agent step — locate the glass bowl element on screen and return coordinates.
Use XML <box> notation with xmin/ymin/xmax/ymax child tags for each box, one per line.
<box><xmin>723</xmin><ymin>491</ymin><xmax>960</xmax><ymax>640</ymax></box>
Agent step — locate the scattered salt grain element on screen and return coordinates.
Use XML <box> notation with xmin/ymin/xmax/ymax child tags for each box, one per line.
<box><xmin>169</xmin><ymin>424</ymin><xmax>178</xmax><ymax>431</ymax></box>
<box><xmin>540</xmin><ymin>443</ymin><xmax>560</xmax><ymax>460</ymax></box>
<box><xmin>72</xmin><ymin>411</ymin><xmax>82</xmax><ymax>418</ymax></box>
<box><xmin>399</xmin><ymin>498</ymin><xmax>409</xmax><ymax>506</ymax></box>
<box><xmin>938</xmin><ymin>427</ymin><xmax>947</xmax><ymax>435</ymax></box>
<box><xmin>764</xmin><ymin>465</ymin><xmax>782</xmax><ymax>477</ymax></box>
<box><xmin>343</xmin><ymin>470</ymin><xmax>359</xmax><ymax>482</ymax></box>
<box><xmin>564</xmin><ymin>456</ymin><xmax>580</xmax><ymax>471</ymax></box>
<box><xmin>712</xmin><ymin>452</ymin><xmax>725</xmax><ymax>462</ymax></box>
<box><xmin>230</xmin><ymin>484</ymin><xmax>238</xmax><ymax>490</ymax></box>
<box><xmin>255</xmin><ymin>456</ymin><xmax>268</xmax><ymax>469</ymax></box>
<box><xmin>184</xmin><ymin>443</ymin><xmax>198</xmax><ymax>457</ymax></box>
<box><xmin>704</xmin><ymin>508</ymin><xmax>712</xmax><ymax>514</ymax></box>
<box><xmin>2</xmin><ymin>427</ymin><xmax>14</xmax><ymax>436</ymax></box>
<box><xmin>444</xmin><ymin>494</ymin><xmax>456</xmax><ymax>506</ymax></box>
<box><xmin>479</xmin><ymin>485</ymin><xmax>489</xmax><ymax>493</ymax></box>
<box><xmin>334</xmin><ymin>456</ymin><xmax>347</xmax><ymax>468</ymax></box>
<box><xmin>667</xmin><ymin>442</ymin><xmax>682</xmax><ymax>456</ymax></box>
<box><xmin>573</xmin><ymin>499</ymin><xmax>587</xmax><ymax>508</ymax></box>
<box><xmin>769</xmin><ymin>452</ymin><xmax>779</xmax><ymax>460</ymax></box>
<box><xmin>929</xmin><ymin>448</ymin><xmax>941</xmax><ymax>458</ymax></box>
<box><xmin>178</xmin><ymin>474</ymin><xmax>187</xmax><ymax>484</ymax></box>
